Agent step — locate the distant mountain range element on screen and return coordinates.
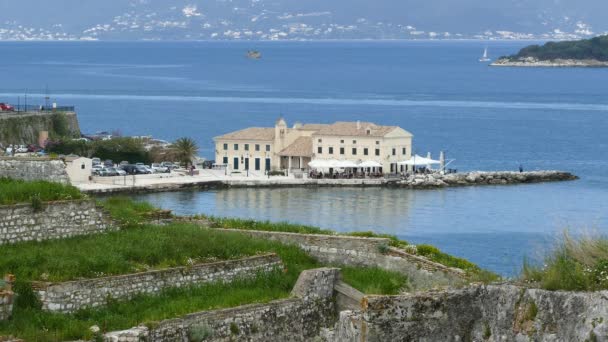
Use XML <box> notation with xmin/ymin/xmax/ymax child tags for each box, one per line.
<box><xmin>1</xmin><ymin>0</ymin><xmax>607</xmax><ymax>41</ymax></box>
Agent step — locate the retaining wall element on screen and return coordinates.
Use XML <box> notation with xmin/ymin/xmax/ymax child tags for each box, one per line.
<box><xmin>331</xmin><ymin>284</ymin><xmax>608</xmax><ymax>342</ymax></box>
<box><xmin>104</xmin><ymin>268</ymin><xmax>341</xmax><ymax>342</ymax></box>
<box><xmin>0</xmin><ymin>200</ymin><xmax>115</xmax><ymax>245</ymax></box>
<box><xmin>211</xmin><ymin>228</ymin><xmax>466</xmax><ymax>289</ymax></box>
<box><xmin>0</xmin><ymin>157</ymin><xmax>69</xmax><ymax>184</ymax></box>
<box><xmin>34</xmin><ymin>254</ymin><xmax>283</xmax><ymax>313</ymax></box>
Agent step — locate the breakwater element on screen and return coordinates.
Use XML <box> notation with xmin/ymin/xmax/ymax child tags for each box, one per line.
<box><xmin>80</xmin><ymin>170</ymin><xmax>577</xmax><ymax>194</ymax></box>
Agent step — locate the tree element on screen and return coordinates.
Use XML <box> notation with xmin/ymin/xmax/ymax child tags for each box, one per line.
<box><xmin>172</xmin><ymin>137</ymin><xmax>199</xmax><ymax>166</ymax></box>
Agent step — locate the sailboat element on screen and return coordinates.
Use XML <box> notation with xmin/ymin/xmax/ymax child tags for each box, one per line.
<box><xmin>479</xmin><ymin>47</ymin><xmax>491</xmax><ymax>62</ymax></box>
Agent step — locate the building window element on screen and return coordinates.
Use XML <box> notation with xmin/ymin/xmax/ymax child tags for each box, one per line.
<box><xmin>352</xmin><ymin>148</ymin><xmax>357</xmax><ymax>155</ymax></box>
<box><xmin>234</xmin><ymin>144</ymin><xmax>239</xmax><ymax>151</ymax></box>
<box><xmin>376</xmin><ymin>141</ymin><xmax>380</xmax><ymax>145</ymax></box>
<box><xmin>392</xmin><ymin>148</ymin><xmax>396</xmax><ymax>156</ymax></box>
<box><xmin>318</xmin><ymin>146</ymin><xmax>322</xmax><ymax>154</ymax></box>
<box><xmin>340</xmin><ymin>140</ymin><xmax>344</xmax><ymax>143</ymax></box>
<box><xmin>266</xmin><ymin>145</ymin><xmax>270</xmax><ymax>152</ymax></box>
<box><xmin>223</xmin><ymin>143</ymin><xmax>228</xmax><ymax>150</ymax></box>
<box><xmin>402</xmin><ymin>147</ymin><xmax>406</xmax><ymax>155</ymax></box>
<box><xmin>364</xmin><ymin>148</ymin><xmax>369</xmax><ymax>156</ymax></box>
<box><xmin>255</xmin><ymin>158</ymin><xmax>261</xmax><ymax>170</ymax></box>
<box><xmin>233</xmin><ymin>157</ymin><xmax>239</xmax><ymax>170</ymax></box>
<box><xmin>353</xmin><ymin>140</ymin><xmax>356</xmax><ymax>144</ymax></box>
<box><xmin>375</xmin><ymin>149</ymin><xmax>380</xmax><ymax>156</ymax></box>
<box><xmin>318</xmin><ymin>139</ymin><xmax>322</xmax><ymax>143</ymax></box>
<box><xmin>366</xmin><ymin>130</ymin><xmax>371</xmax><ymax>135</ymax></box>
<box><xmin>255</xmin><ymin>144</ymin><xmax>260</xmax><ymax>151</ymax></box>
<box><xmin>223</xmin><ymin>157</ymin><xmax>228</xmax><ymax>164</ymax></box>
<box><xmin>340</xmin><ymin>147</ymin><xmax>345</xmax><ymax>155</ymax></box>
<box><xmin>245</xmin><ymin>144</ymin><xmax>249</xmax><ymax>151</ymax></box>
<box><xmin>329</xmin><ymin>147</ymin><xmax>334</xmax><ymax>154</ymax></box>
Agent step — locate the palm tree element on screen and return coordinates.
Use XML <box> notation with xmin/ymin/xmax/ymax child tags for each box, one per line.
<box><xmin>172</xmin><ymin>137</ymin><xmax>199</xmax><ymax>167</ymax></box>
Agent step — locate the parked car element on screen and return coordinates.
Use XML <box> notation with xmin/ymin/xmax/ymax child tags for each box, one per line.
<box><xmin>103</xmin><ymin>160</ymin><xmax>113</xmax><ymax>167</ymax></box>
<box><xmin>92</xmin><ymin>165</ymin><xmax>103</xmax><ymax>175</ymax></box>
<box><xmin>92</xmin><ymin>158</ymin><xmax>101</xmax><ymax>166</ymax></box>
<box><xmin>161</xmin><ymin>161</ymin><xmax>178</xmax><ymax>170</ymax></box>
<box><xmin>99</xmin><ymin>167</ymin><xmax>119</xmax><ymax>177</ymax></box>
<box><xmin>202</xmin><ymin>160</ymin><xmax>215</xmax><ymax>169</ymax></box>
<box><xmin>151</xmin><ymin>163</ymin><xmax>170</xmax><ymax>173</ymax></box>
<box><xmin>115</xmin><ymin>168</ymin><xmax>127</xmax><ymax>176</ymax></box>
<box><xmin>15</xmin><ymin>145</ymin><xmax>28</xmax><ymax>153</ymax></box>
<box><xmin>135</xmin><ymin>165</ymin><xmax>152</xmax><ymax>174</ymax></box>
<box><xmin>27</xmin><ymin>144</ymin><xmax>41</xmax><ymax>153</ymax></box>
<box><xmin>0</xmin><ymin>103</ymin><xmax>15</xmax><ymax>111</ymax></box>
<box><xmin>119</xmin><ymin>161</ymin><xmax>129</xmax><ymax>166</ymax></box>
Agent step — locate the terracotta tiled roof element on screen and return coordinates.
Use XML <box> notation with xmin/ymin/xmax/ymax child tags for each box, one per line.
<box><xmin>214</xmin><ymin>127</ymin><xmax>275</xmax><ymax>141</ymax></box>
<box><xmin>278</xmin><ymin>136</ymin><xmax>313</xmax><ymax>157</ymax></box>
<box><xmin>297</xmin><ymin>124</ymin><xmax>330</xmax><ymax>131</ymax></box>
<box><xmin>312</xmin><ymin>122</ymin><xmax>408</xmax><ymax>137</ymax></box>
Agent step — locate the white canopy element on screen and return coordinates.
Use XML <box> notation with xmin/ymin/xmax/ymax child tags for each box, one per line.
<box><xmin>309</xmin><ymin>159</ymin><xmax>382</xmax><ymax>169</ymax></box>
<box><xmin>359</xmin><ymin>160</ymin><xmax>383</xmax><ymax>168</ymax></box>
<box><xmin>397</xmin><ymin>154</ymin><xmax>441</xmax><ymax>166</ymax></box>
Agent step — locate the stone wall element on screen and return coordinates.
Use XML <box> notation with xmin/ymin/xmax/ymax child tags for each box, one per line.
<box><xmin>34</xmin><ymin>254</ymin><xmax>282</xmax><ymax>313</ymax></box>
<box><xmin>211</xmin><ymin>228</ymin><xmax>466</xmax><ymax>290</ymax></box>
<box><xmin>331</xmin><ymin>284</ymin><xmax>608</xmax><ymax>342</ymax></box>
<box><xmin>0</xmin><ymin>111</ymin><xmax>80</xmax><ymax>146</ymax></box>
<box><xmin>0</xmin><ymin>157</ymin><xmax>69</xmax><ymax>184</ymax></box>
<box><xmin>0</xmin><ymin>200</ymin><xmax>114</xmax><ymax>245</ymax></box>
<box><xmin>104</xmin><ymin>268</ymin><xmax>341</xmax><ymax>342</ymax></box>
<box><xmin>0</xmin><ymin>275</ymin><xmax>15</xmax><ymax>321</ymax></box>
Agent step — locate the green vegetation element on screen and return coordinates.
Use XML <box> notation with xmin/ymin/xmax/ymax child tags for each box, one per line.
<box><xmin>46</xmin><ymin>137</ymin><xmax>152</xmax><ymax>164</ymax></box>
<box><xmin>99</xmin><ymin>196</ymin><xmax>158</xmax><ymax>227</ymax></box>
<box><xmin>172</xmin><ymin>137</ymin><xmax>199</xmax><ymax>166</ymax></box>
<box><xmin>507</xmin><ymin>35</ymin><xmax>608</xmax><ymax>61</ymax></box>
<box><xmin>1</xmin><ymin>271</ymin><xmax>301</xmax><ymax>341</ymax></box>
<box><xmin>0</xmin><ymin>177</ymin><xmax>83</xmax><ymax>206</ymax></box>
<box><xmin>50</xmin><ymin>113</ymin><xmax>72</xmax><ymax>138</ymax></box>
<box><xmin>201</xmin><ymin>215</ymin><xmax>495</xmax><ymax>279</ymax></box>
<box><xmin>0</xmin><ymin>112</ymin><xmax>78</xmax><ymax>146</ymax></box>
<box><xmin>522</xmin><ymin>232</ymin><xmax>608</xmax><ymax>291</ymax></box>
<box><xmin>341</xmin><ymin>267</ymin><xmax>408</xmax><ymax>295</ymax></box>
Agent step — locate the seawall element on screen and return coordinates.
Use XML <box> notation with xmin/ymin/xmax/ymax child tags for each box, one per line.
<box><xmin>0</xmin><ymin>111</ymin><xmax>80</xmax><ymax>145</ymax></box>
<box><xmin>80</xmin><ymin>170</ymin><xmax>578</xmax><ymax>194</ymax></box>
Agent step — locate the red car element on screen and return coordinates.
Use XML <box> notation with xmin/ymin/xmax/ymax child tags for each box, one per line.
<box><xmin>0</xmin><ymin>103</ymin><xmax>15</xmax><ymax>111</ymax></box>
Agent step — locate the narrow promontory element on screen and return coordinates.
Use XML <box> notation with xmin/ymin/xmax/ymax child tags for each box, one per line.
<box><xmin>492</xmin><ymin>35</ymin><xmax>608</xmax><ymax>67</ymax></box>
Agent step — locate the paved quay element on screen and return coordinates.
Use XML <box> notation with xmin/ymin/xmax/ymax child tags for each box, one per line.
<box><xmin>76</xmin><ymin>170</ymin><xmax>577</xmax><ymax>194</ymax></box>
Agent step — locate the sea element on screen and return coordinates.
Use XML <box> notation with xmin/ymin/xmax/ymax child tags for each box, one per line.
<box><xmin>0</xmin><ymin>40</ymin><xmax>606</xmax><ymax>276</ymax></box>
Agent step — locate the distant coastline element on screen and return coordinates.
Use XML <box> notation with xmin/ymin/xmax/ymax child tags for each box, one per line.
<box><xmin>491</xmin><ymin>35</ymin><xmax>608</xmax><ymax>67</ymax></box>
<box><xmin>491</xmin><ymin>57</ymin><xmax>608</xmax><ymax>67</ymax></box>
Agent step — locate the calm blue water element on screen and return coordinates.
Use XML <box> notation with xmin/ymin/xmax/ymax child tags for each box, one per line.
<box><xmin>1</xmin><ymin>41</ymin><xmax>607</xmax><ymax>276</ymax></box>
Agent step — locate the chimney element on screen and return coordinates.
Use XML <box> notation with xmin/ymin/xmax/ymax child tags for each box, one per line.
<box><xmin>356</xmin><ymin>120</ymin><xmax>361</xmax><ymax>130</ymax></box>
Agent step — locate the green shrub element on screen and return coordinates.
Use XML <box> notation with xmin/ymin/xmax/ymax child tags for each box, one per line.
<box><xmin>340</xmin><ymin>267</ymin><xmax>409</xmax><ymax>295</ymax></box>
<box><xmin>189</xmin><ymin>324</ymin><xmax>213</xmax><ymax>341</ymax></box>
<box><xmin>0</xmin><ymin>178</ymin><xmax>83</xmax><ymax>205</ymax></box>
<box><xmin>521</xmin><ymin>232</ymin><xmax>608</xmax><ymax>291</ymax></box>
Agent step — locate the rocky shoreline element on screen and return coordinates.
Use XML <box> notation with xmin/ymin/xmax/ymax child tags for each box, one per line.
<box><xmin>491</xmin><ymin>57</ymin><xmax>608</xmax><ymax>67</ymax></box>
<box><xmin>82</xmin><ymin>170</ymin><xmax>578</xmax><ymax>194</ymax></box>
<box><xmin>393</xmin><ymin>170</ymin><xmax>577</xmax><ymax>188</ymax></box>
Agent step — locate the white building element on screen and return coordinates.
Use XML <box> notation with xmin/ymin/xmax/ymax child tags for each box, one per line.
<box><xmin>214</xmin><ymin>118</ymin><xmax>413</xmax><ymax>174</ymax></box>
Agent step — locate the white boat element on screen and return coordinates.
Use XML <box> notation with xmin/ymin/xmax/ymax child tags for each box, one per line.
<box><xmin>479</xmin><ymin>47</ymin><xmax>491</xmax><ymax>62</ymax></box>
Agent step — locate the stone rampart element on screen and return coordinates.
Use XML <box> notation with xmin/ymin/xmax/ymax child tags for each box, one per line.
<box><xmin>104</xmin><ymin>268</ymin><xmax>341</xmax><ymax>342</ymax></box>
<box><xmin>0</xmin><ymin>200</ymin><xmax>114</xmax><ymax>245</ymax></box>
<box><xmin>0</xmin><ymin>275</ymin><xmax>15</xmax><ymax>321</ymax></box>
<box><xmin>331</xmin><ymin>284</ymin><xmax>608</xmax><ymax>342</ymax></box>
<box><xmin>0</xmin><ymin>157</ymin><xmax>69</xmax><ymax>184</ymax></box>
<box><xmin>34</xmin><ymin>254</ymin><xmax>282</xmax><ymax>313</ymax></box>
<box><xmin>211</xmin><ymin>228</ymin><xmax>466</xmax><ymax>289</ymax></box>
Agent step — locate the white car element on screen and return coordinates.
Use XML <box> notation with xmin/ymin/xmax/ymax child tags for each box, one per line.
<box><xmin>151</xmin><ymin>163</ymin><xmax>170</xmax><ymax>173</ymax></box>
<box><xmin>15</xmin><ymin>145</ymin><xmax>28</xmax><ymax>153</ymax></box>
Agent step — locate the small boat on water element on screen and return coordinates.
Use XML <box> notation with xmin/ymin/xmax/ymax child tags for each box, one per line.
<box><xmin>247</xmin><ymin>50</ymin><xmax>261</xmax><ymax>59</ymax></box>
<box><xmin>479</xmin><ymin>47</ymin><xmax>491</xmax><ymax>62</ymax></box>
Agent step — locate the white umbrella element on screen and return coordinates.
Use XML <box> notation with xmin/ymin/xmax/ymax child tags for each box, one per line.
<box><xmin>359</xmin><ymin>160</ymin><xmax>383</xmax><ymax>168</ymax></box>
<box><xmin>397</xmin><ymin>154</ymin><xmax>441</xmax><ymax>166</ymax></box>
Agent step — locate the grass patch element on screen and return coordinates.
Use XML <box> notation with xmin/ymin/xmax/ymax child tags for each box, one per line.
<box><xmin>0</xmin><ymin>271</ymin><xmax>300</xmax><ymax>341</ymax></box>
<box><xmin>99</xmin><ymin>196</ymin><xmax>158</xmax><ymax>227</ymax></box>
<box><xmin>0</xmin><ymin>177</ymin><xmax>83</xmax><ymax>206</ymax></box>
<box><xmin>0</xmin><ymin>223</ymin><xmax>317</xmax><ymax>282</ymax></box>
<box><xmin>522</xmin><ymin>232</ymin><xmax>608</xmax><ymax>291</ymax></box>
<box><xmin>197</xmin><ymin>215</ymin><xmax>496</xmax><ymax>280</ymax></box>
<box><xmin>340</xmin><ymin>267</ymin><xmax>409</xmax><ymax>295</ymax></box>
